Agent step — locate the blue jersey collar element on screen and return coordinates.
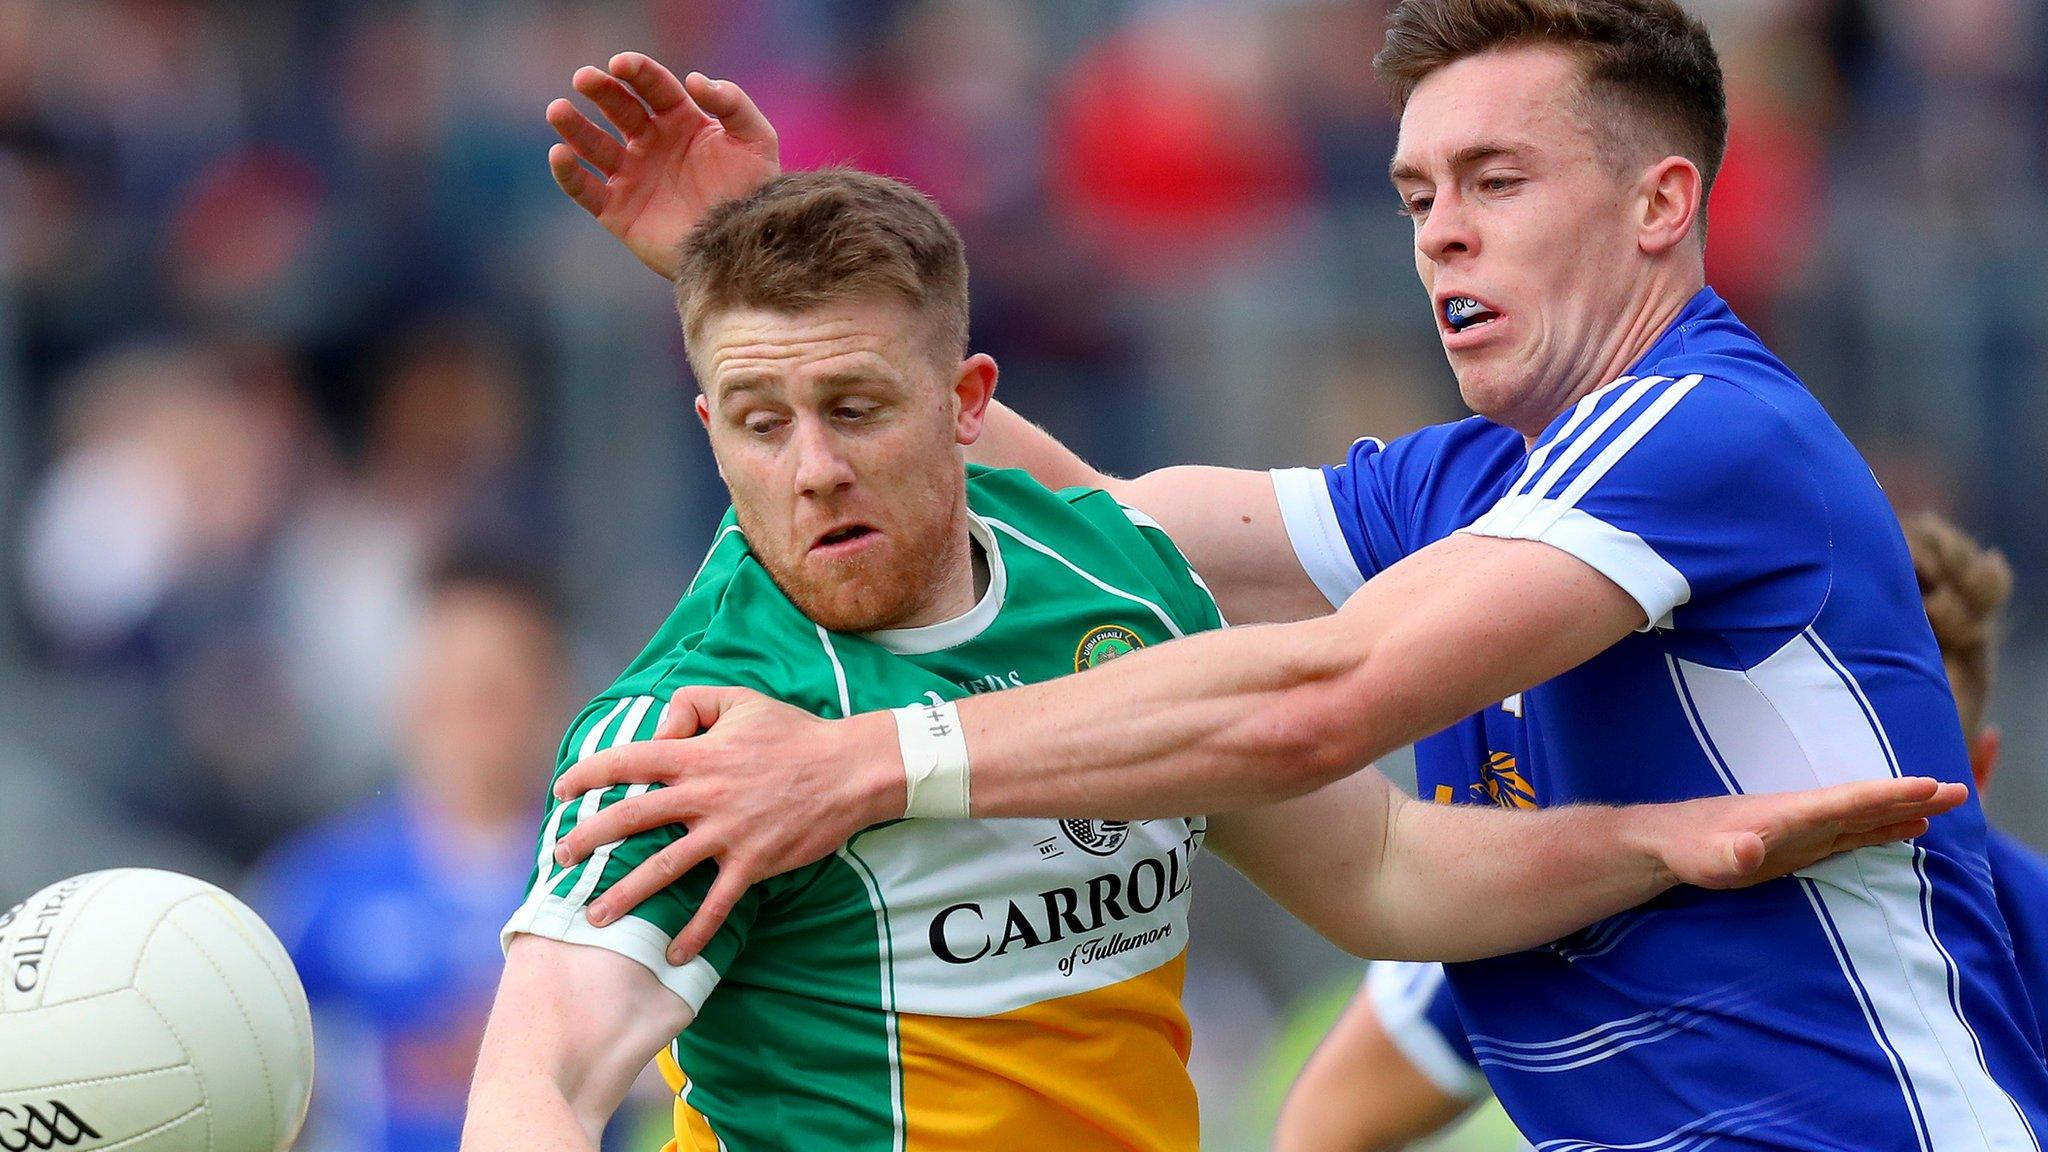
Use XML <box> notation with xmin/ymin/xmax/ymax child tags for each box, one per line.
<box><xmin>1624</xmin><ymin>285</ymin><xmax>1733</xmax><ymax>376</ymax></box>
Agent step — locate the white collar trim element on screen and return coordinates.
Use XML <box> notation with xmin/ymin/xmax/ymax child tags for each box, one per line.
<box><xmin>863</xmin><ymin>512</ymin><xmax>1006</xmax><ymax>655</ymax></box>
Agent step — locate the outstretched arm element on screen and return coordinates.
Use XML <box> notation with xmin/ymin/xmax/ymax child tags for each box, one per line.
<box><xmin>1204</xmin><ymin>768</ymin><xmax>1956</xmax><ymax>964</ymax></box>
<box><xmin>550</xmin><ymin>532</ymin><xmax>1964</xmax><ymax>961</ymax></box>
<box><xmin>461</xmin><ymin>937</ymin><xmax>695</xmax><ymax>1152</ymax></box>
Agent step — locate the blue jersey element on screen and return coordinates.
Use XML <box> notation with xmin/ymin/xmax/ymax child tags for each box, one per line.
<box><xmin>1272</xmin><ymin>288</ymin><xmax>2048</xmax><ymax>1149</ymax></box>
<box><xmin>1991</xmin><ymin>828</ymin><xmax>2048</xmax><ymax>1049</ymax></box>
<box><xmin>248</xmin><ymin>794</ymin><xmax>535</xmax><ymax>1152</ymax></box>
<box><xmin>1374</xmin><ymin>831</ymin><xmax>2048</xmax><ymax>1147</ymax></box>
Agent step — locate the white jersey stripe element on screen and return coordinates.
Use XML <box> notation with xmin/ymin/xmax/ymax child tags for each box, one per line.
<box><xmin>513</xmin><ymin>696</ymin><xmax>632</xmax><ymax>919</ymax></box>
<box><xmin>581</xmin><ymin>696</ymin><xmax>635</xmax><ymax>761</ymax></box>
<box><xmin>688</xmin><ymin>524</ymin><xmax>746</xmax><ymax>595</ymax></box>
<box><xmin>1549</xmin><ymin>376</ymin><xmax>1700</xmax><ymax>516</ymax></box>
<box><xmin>817</xmin><ymin>627</ymin><xmax>853</xmax><ymax>718</ymax></box>
<box><xmin>1468</xmin><ymin>985</ymin><xmax>1750</xmax><ymax>1073</ymax></box>
<box><xmin>1669</xmin><ymin>637</ymin><xmax>2040</xmax><ymax>1149</ymax></box>
<box><xmin>499</xmin><ymin>698</ymin><xmax>723</xmax><ymax>1011</ymax></box>
<box><xmin>1119</xmin><ymin>502</ymin><xmax>1230</xmax><ymax>625</ymax></box>
<box><xmin>1517</xmin><ymin>377</ymin><xmax>1665</xmax><ymax>508</ymax></box>
<box><xmin>1664</xmin><ymin>655</ymin><xmax>1743</xmax><ymax>796</ymax></box>
<box><xmin>1804</xmin><ymin>631</ymin><xmax>2040</xmax><ymax>1149</ymax></box>
<box><xmin>1270</xmin><ymin>467</ymin><xmax>1366</xmax><ymax>608</ymax></box>
<box><xmin>556</xmin><ymin>695</ymin><xmax>657</xmax><ymax>917</ymax></box>
<box><xmin>1534</xmin><ymin>1094</ymin><xmax>1799</xmax><ymax>1152</ymax></box>
<box><xmin>677</xmin><ymin>1075</ymin><xmax>731</xmax><ymax>1152</ymax></box>
<box><xmin>1507</xmin><ymin>378</ymin><xmax>1627</xmax><ymax>501</ymax></box>
<box><xmin>837</xmin><ymin>843</ymin><xmax>906</xmax><ymax>1152</ymax></box>
<box><xmin>983</xmin><ymin>516</ymin><xmax>1184</xmax><ymax>637</ymax></box>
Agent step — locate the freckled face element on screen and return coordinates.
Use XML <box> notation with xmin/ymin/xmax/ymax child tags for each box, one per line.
<box><xmin>695</xmin><ymin>297</ymin><xmax>972</xmax><ymax>632</ymax></box>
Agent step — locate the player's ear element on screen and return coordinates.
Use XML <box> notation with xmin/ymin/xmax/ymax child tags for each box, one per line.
<box><xmin>1637</xmin><ymin>155</ymin><xmax>1703</xmax><ymax>256</ymax></box>
<box><xmin>952</xmin><ymin>353</ymin><xmax>998</xmax><ymax>446</ymax></box>
<box><xmin>695</xmin><ymin>392</ymin><xmax>713</xmax><ymax>429</ymax></box>
<box><xmin>1970</xmin><ymin>726</ymin><xmax>2003</xmax><ymax>795</ymax></box>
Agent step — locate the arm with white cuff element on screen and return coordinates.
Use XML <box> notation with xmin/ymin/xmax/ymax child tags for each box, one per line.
<box><xmin>892</xmin><ymin>699</ymin><xmax>971</xmax><ymax>818</ymax></box>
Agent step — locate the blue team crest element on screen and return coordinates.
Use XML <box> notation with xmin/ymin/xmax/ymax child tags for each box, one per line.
<box><xmin>1470</xmin><ymin>751</ymin><xmax>1539</xmax><ymax>810</ymax></box>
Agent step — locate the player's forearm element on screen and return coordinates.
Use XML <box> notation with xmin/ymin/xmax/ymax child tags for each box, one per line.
<box><xmin>968</xmin><ymin>401</ymin><xmax>1117</xmax><ymax>492</ymax></box>
<box><xmin>1363</xmin><ymin>796</ymin><xmax>1677</xmax><ymax>962</ymax></box>
<box><xmin>944</xmin><ymin>614</ymin><xmax>1400</xmax><ymax>819</ymax></box>
<box><xmin>460</xmin><ymin>1070</ymin><xmax>603</xmax><ymax>1152</ymax></box>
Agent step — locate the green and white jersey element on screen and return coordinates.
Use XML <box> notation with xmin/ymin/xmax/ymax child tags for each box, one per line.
<box><xmin>501</xmin><ymin>467</ymin><xmax>1224</xmax><ymax>1152</ymax></box>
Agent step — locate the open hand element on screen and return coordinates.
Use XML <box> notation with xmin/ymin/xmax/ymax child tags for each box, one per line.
<box><xmin>1654</xmin><ymin>775</ymin><xmax>1968</xmax><ymax>890</ymax></box>
<box><xmin>548</xmin><ymin>686</ymin><xmax>903</xmax><ymax>963</ymax></box>
<box><xmin>547</xmin><ymin>53</ymin><xmax>781</xmax><ymax>279</ymax></box>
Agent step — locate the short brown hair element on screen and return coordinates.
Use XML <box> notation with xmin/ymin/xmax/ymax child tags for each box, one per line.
<box><xmin>1376</xmin><ymin>0</ymin><xmax>1728</xmax><ymax>204</ymax></box>
<box><xmin>675</xmin><ymin>168</ymin><xmax>970</xmax><ymax>368</ymax></box>
<box><xmin>1903</xmin><ymin>513</ymin><xmax>2014</xmax><ymax>736</ymax></box>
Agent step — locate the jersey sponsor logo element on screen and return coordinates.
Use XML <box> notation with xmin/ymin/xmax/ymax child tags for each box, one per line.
<box><xmin>1075</xmin><ymin>624</ymin><xmax>1143</xmax><ymax>671</ymax></box>
<box><xmin>1060</xmin><ymin>819</ymin><xmax>1130</xmax><ymax>856</ymax></box>
<box><xmin>0</xmin><ymin>1102</ymin><xmax>99</xmax><ymax>1151</ymax></box>
<box><xmin>1470</xmin><ymin>751</ymin><xmax>1538</xmax><ymax>810</ymax></box>
<box><xmin>927</xmin><ymin>823</ymin><xmax>1199</xmax><ymax>971</ymax></box>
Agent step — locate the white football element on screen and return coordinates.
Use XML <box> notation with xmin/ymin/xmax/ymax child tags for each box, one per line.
<box><xmin>0</xmin><ymin>869</ymin><xmax>313</xmax><ymax>1151</ymax></box>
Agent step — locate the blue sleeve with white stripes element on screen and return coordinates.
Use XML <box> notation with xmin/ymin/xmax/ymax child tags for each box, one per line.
<box><xmin>1273</xmin><ymin>419</ymin><xmax>1525</xmax><ymax>608</ymax></box>
<box><xmin>1458</xmin><ymin>374</ymin><xmax>1831</xmax><ymax>658</ymax></box>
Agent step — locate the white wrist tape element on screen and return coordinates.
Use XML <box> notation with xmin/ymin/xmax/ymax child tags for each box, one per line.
<box><xmin>892</xmin><ymin>700</ymin><xmax>971</xmax><ymax>818</ymax></box>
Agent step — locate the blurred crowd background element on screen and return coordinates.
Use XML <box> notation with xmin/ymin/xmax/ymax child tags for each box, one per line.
<box><xmin>1</xmin><ymin>0</ymin><xmax>2045</xmax><ymax>1148</ymax></box>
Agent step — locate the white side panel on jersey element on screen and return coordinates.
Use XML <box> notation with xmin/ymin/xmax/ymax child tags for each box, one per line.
<box><xmin>847</xmin><ymin>814</ymin><xmax>1202</xmax><ymax>1018</ymax></box>
<box><xmin>1365</xmin><ymin>962</ymin><xmax>1491</xmax><ymax>1101</ymax></box>
<box><xmin>1269</xmin><ymin>466</ymin><xmax>1364</xmax><ymax>608</ymax></box>
<box><xmin>1670</xmin><ymin>636</ymin><xmax>2039</xmax><ymax>1151</ymax></box>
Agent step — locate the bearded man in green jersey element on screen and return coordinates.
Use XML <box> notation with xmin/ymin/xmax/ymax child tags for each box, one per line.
<box><xmin>461</xmin><ymin>159</ymin><xmax>1961</xmax><ymax>1152</ymax></box>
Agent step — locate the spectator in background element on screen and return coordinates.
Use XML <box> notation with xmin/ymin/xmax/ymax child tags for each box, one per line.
<box><xmin>273</xmin><ymin>314</ymin><xmax>548</xmax><ymax>788</ymax></box>
<box><xmin>248</xmin><ymin>554</ymin><xmax>572</xmax><ymax>1152</ymax></box>
<box><xmin>19</xmin><ymin>337</ymin><xmax>310</xmax><ymax>669</ymax></box>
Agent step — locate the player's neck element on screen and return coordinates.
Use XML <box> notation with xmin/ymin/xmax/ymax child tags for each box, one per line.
<box><xmin>1526</xmin><ymin>274</ymin><xmax>1703</xmax><ymax>449</ymax></box>
<box><xmin>890</xmin><ymin>510</ymin><xmax>989</xmax><ymax>631</ymax></box>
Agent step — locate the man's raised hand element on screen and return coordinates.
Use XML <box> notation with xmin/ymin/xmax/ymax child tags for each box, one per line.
<box><xmin>546</xmin><ymin>53</ymin><xmax>780</xmax><ymax>280</ymax></box>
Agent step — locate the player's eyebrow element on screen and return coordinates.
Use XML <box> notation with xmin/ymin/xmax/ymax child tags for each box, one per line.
<box><xmin>1389</xmin><ymin>141</ymin><xmax>1527</xmax><ymax>183</ymax></box>
<box><xmin>712</xmin><ymin>376</ymin><xmax>777</xmax><ymax>404</ymax></box>
<box><xmin>812</xmin><ymin>367</ymin><xmax>887</xmax><ymax>388</ymax></box>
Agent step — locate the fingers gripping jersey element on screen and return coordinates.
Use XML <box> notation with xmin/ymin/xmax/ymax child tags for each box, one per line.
<box><xmin>1273</xmin><ymin>289</ymin><xmax>2048</xmax><ymax>1149</ymax></box>
<box><xmin>502</xmin><ymin>468</ymin><xmax>1224</xmax><ymax>1152</ymax></box>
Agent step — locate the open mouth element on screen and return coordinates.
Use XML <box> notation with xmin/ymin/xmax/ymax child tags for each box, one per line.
<box><xmin>813</xmin><ymin>524</ymin><xmax>878</xmax><ymax>551</ymax></box>
<box><xmin>1442</xmin><ymin>294</ymin><xmax>1503</xmax><ymax>334</ymax></box>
